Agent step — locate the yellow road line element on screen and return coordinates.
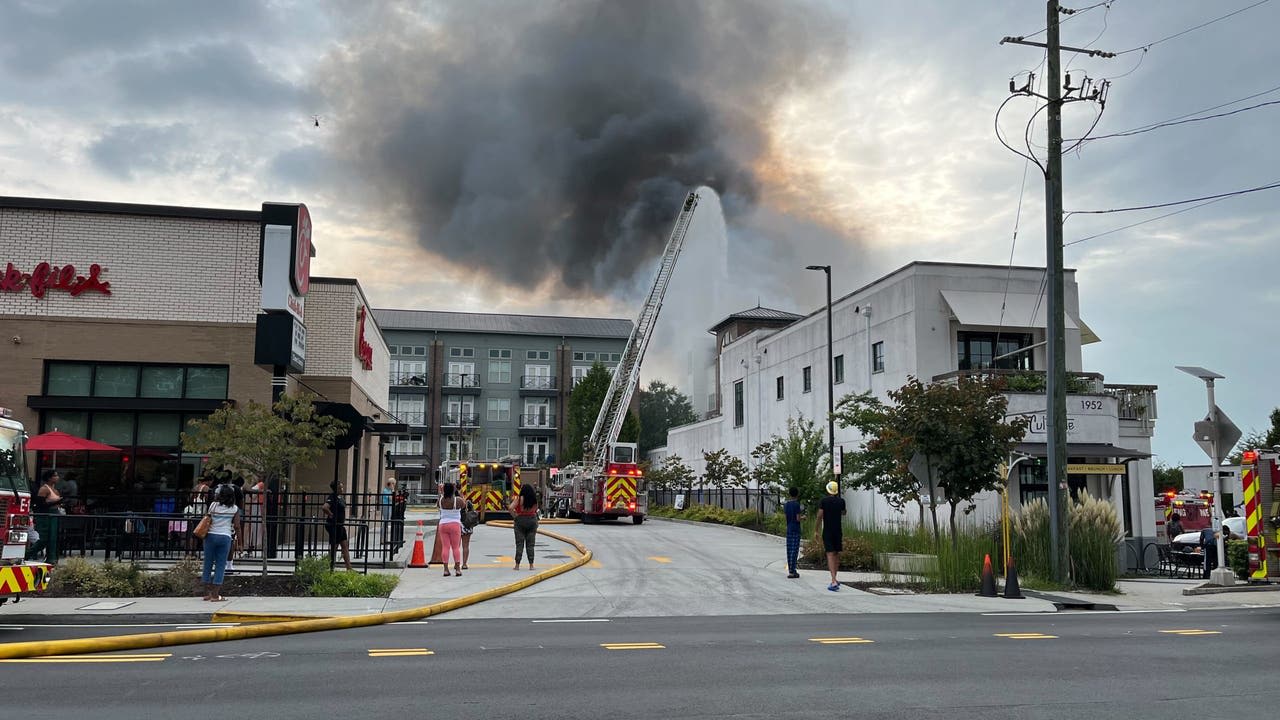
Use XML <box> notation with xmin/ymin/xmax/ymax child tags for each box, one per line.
<box><xmin>994</xmin><ymin>633</ymin><xmax>1057</xmax><ymax>639</ymax></box>
<box><xmin>648</xmin><ymin>556</ymin><xmax>672</xmax><ymax>564</ymax></box>
<box><xmin>368</xmin><ymin>649</ymin><xmax>434</xmax><ymax>657</ymax></box>
<box><xmin>601</xmin><ymin>642</ymin><xmax>665</xmax><ymax>650</ymax></box>
<box><xmin>809</xmin><ymin>637</ymin><xmax>874</xmax><ymax>644</ymax></box>
<box><xmin>1160</xmin><ymin>629</ymin><xmax>1222</xmax><ymax>636</ymax></box>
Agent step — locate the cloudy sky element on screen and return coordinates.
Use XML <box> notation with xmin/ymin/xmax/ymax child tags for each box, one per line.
<box><xmin>1</xmin><ymin>0</ymin><xmax>1277</xmax><ymax>467</ymax></box>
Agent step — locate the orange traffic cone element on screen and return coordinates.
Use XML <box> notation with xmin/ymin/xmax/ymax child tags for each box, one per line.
<box><xmin>1003</xmin><ymin>557</ymin><xmax>1025</xmax><ymax>599</ymax></box>
<box><xmin>428</xmin><ymin>530</ymin><xmax>443</xmax><ymax>566</ymax></box>
<box><xmin>408</xmin><ymin>521</ymin><xmax>428</xmax><ymax>568</ymax></box>
<box><xmin>978</xmin><ymin>553</ymin><xmax>998</xmax><ymax>597</ymax></box>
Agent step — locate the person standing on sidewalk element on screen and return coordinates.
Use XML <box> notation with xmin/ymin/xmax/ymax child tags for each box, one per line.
<box><xmin>815</xmin><ymin>481</ymin><xmax>846</xmax><ymax>592</ymax></box>
<box><xmin>783</xmin><ymin>487</ymin><xmax>806</xmax><ymax>579</ymax></box>
<box><xmin>460</xmin><ymin>496</ymin><xmax>478</xmax><ymax>570</ymax></box>
<box><xmin>202</xmin><ymin>485</ymin><xmax>241</xmax><ymax>602</ymax></box>
<box><xmin>509</xmin><ymin>485</ymin><xmax>539</xmax><ymax>570</ymax></box>
<box><xmin>26</xmin><ymin>471</ymin><xmax>62</xmax><ymax>562</ymax></box>
<box><xmin>438</xmin><ymin>482</ymin><xmax>464</xmax><ymax>576</ymax></box>
<box><xmin>322</xmin><ymin>480</ymin><xmax>353</xmax><ymax>571</ymax></box>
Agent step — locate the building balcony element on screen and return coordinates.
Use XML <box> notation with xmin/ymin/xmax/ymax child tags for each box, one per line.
<box><xmin>1103</xmin><ymin>384</ymin><xmax>1158</xmax><ymax>422</ymax></box>
<box><xmin>388</xmin><ymin>452</ymin><xmax>430</xmax><ymax>469</ymax></box>
<box><xmin>441</xmin><ymin>412</ymin><xmax>481</xmax><ymax>428</ymax></box>
<box><xmin>519</xmin><ymin>375</ymin><xmax>558</xmax><ymax>396</ymax></box>
<box><xmin>518</xmin><ymin>414</ymin><xmax>557</xmax><ymax>435</ymax></box>
<box><xmin>393</xmin><ymin>411</ymin><xmax>428</xmax><ymax>428</ymax></box>
<box><xmin>442</xmin><ymin>373</ymin><xmax>482</xmax><ymax>395</ymax></box>
<box><xmin>390</xmin><ymin>372</ymin><xmax>431</xmax><ymax>389</ymax></box>
<box><xmin>932</xmin><ymin>369</ymin><xmax>1105</xmax><ymax>394</ymax></box>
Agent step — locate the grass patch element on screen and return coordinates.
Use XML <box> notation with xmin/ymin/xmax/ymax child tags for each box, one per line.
<box><xmin>294</xmin><ymin>555</ymin><xmax>399</xmax><ymax>597</ymax></box>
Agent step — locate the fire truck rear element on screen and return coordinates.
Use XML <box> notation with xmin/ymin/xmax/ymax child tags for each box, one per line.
<box><xmin>1239</xmin><ymin>449</ymin><xmax>1279</xmax><ymax>583</ymax></box>
<box><xmin>0</xmin><ymin>408</ymin><xmax>52</xmax><ymax>607</ymax></box>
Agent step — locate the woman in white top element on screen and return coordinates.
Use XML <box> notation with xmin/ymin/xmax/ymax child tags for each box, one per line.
<box><xmin>437</xmin><ymin>482</ymin><xmax>464</xmax><ymax>577</ymax></box>
<box><xmin>202</xmin><ymin>485</ymin><xmax>241</xmax><ymax>602</ymax></box>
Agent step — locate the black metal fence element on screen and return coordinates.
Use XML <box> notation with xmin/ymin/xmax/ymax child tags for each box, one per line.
<box><xmin>648</xmin><ymin>488</ymin><xmax>785</xmax><ymax>515</ymax></box>
<box><xmin>29</xmin><ymin>491</ymin><xmax>411</xmax><ymax>573</ymax></box>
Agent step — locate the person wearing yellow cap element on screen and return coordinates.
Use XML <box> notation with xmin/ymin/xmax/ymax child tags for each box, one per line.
<box><xmin>815</xmin><ymin>480</ymin><xmax>846</xmax><ymax>591</ymax></box>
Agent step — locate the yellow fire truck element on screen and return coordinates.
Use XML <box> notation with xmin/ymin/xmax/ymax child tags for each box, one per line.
<box><xmin>0</xmin><ymin>408</ymin><xmax>52</xmax><ymax>607</ymax></box>
<box><xmin>1240</xmin><ymin>449</ymin><xmax>1279</xmax><ymax>582</ymax></box>
<box><xmin>439</xmin><ymin>459</ymin><xmax>522</xmax><ymax>519</ymax></box>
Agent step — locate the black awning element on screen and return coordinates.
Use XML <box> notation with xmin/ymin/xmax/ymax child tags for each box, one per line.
<box><xmin>369</xmin><ymin>422</ymin><xmax>410</xmax><ymax>435</ymax></box>
<box><xmin>313</xmin><ymin>401</ymin><xmax>367</xmax><ymax>450</ymax></box>
<box><xmin>1015</xmin><ymin>442</ymin><xmax>1151</xmax><ymax>460</ymax></box>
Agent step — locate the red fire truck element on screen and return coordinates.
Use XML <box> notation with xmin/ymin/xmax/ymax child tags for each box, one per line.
<box><xmin>0</xmin><ymin>408</ymin><xmax>52</xmax><ymax>607</ymax></box>
<box><xmin>1154</xmin><ymin>490</ymin><xmax>1214</xmax><ymax>544</ymax></box>
<box><xmin>1239</xmin><ymin>449</ymin><xmax>1279</xmax><ymax>582</ymax></box>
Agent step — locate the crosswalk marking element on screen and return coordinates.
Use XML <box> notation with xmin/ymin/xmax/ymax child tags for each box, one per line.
<box><xmin>809</xmin><ymin>637</ymin><xmax>874</xmax><ymax>645</ymax></box>
<box><xmin>994</xmin><ymin>633</ymin><xmax>1058</xmax><ymax>640</ymax></box>
<box><xmin>368</xmin><ymin>648</ymin><xmax>434</xmax><ymax>657</ymax></box>
<box><xmin>1160</xmin><ymin>629</ymin><xmax>1222</xmax><ymax>636</ymax></box>
<box><xmin>601</xmin><ymin>642</ymin><xmax>665</xmax><ymax>650</ymax></box>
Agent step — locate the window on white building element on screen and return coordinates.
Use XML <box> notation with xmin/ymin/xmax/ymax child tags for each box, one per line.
<box><xmin>872</xmin><ymin>342</ymin><xmax>885</xmax><ymax>374</ymax></box>
<box><xmin>834</xmin><ymin>354</ymin><xmax>845</xmax><ymax>384</ymax></box>
<box><xmin>776</xmin><ymin>376</ymin><xmax>784</xmax><ymax>401</ymax></box>
<box><xmin>802</xmin><ymin>366</ymin><xmax>812</xmax><ymax>394</ymax></box>
<box><xmin>733</xmin><ymin>380</ymin><xmax>744</xmax><ymax>428</ymax></box>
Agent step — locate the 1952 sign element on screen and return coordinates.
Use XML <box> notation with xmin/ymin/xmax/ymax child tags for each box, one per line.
<box><xmin>1</xmin><ymin>262</ymin><xmax>112</xmax><ymax>299</ymax></box>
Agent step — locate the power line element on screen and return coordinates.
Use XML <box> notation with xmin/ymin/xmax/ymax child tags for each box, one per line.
<box><xmin>1068</xmin><ymin>82</ymin><xmax>1280</xmax><ymax>142</ymax></box>
<box><xmin>1017</xmin><ymin>1</ymin><xmax>1111</xmax><ymax>41</ymax></box>
<box><xmin>1063</xmin><ymin>195</ymin><xmax>1235</xmax><ymax>248</ymax></box>
<box><xmin>1077</xmin><ymin>99</ymin><xmax>1280</xmax><ymax>143</ymax></box>
<box><xmin>1114</xmin><ymin>0</ymin><xmax>1273</xmax><ymax>55</ymax></box>
<box><xmin>1068</xmin><ymin>179</ymin><xmax>1280</xmax><ymax>216</ymax></box>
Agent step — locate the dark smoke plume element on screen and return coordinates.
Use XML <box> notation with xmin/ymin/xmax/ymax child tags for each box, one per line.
<box><xmin>320</xmin><ymin>0</ymin><xmax>849</xmax><ymax>295</ymax></box>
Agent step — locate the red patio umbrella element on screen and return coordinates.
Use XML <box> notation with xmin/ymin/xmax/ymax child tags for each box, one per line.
<box><xmin>25</xmin><ymin>431</ymin><xmax>122</xmax><ymax>471</ymax></box>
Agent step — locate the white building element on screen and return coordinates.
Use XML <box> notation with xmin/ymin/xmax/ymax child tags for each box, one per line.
<box><xmin>660</xmin><ymin>261</ymin><xmax>1160</xmax><ymax>565</ymax></box>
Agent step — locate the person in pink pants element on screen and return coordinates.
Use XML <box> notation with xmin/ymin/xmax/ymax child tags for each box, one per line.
<box><xmin>437</xmin><ymin>482</ymin><xmax>465</xmax><ymax>576</ymax></box>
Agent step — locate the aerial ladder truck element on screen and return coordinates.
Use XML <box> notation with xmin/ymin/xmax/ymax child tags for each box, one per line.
<box><xmin>554</xmin><ymin>190</ymin><xmax>702</xmax><ymax>524</ymax></box>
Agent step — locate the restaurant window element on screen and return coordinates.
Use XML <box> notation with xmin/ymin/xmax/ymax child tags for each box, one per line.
<box><xmin>834</xmin><ymin>354</ymin><xmax>845</xmax><ymax>384</ymax></box>
<box><xmin>733</xmin><ymin>380</ymin><xmax>744</xmax><ymax>428</ymax></box>
<box><xmin>137</xmin><ymin>414</ymin><xmax>180</xmax><ymax>446</ymax></box>
<box><xmin>91</xmin><ymin>412</ymin><xmax>135</xmax><ymax>446</ymax></box>
<box><xmin>46</xmin><ymin>363</ymin><xmax>92</xmax><ymax>396</ymax></box>
<box><xmin>185</xmin><ymin>367</ymin><xmax>229</xmax><ymax>399</ymax></box>
<box><xmin>45</xmin><ymin>410</ymin><xmax>88</xmax><ymax>437</ymax></box>
<box><xmin>1018</xmin><ymin>463</ymin><xmax>1047</xmax><ymax>506</ymax></box>
<box><xmin>94</xmin><ymin>365</ymin><xmax>138</xmax><ymax>397</ymax></box>
<box><xmin>957</xmin><ymin>332</ymin><xmax>1033</xmax><ymax>371</ymax></box>
<box><xmin>141</xmin><ymin>366</ymin><xmax>184</xmax><ymax>398</ymax></box>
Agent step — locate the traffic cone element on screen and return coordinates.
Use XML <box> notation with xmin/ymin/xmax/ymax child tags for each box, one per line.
<box><xmin>408</xmin><ymin>521</ymin><xmax>428</xmax><ymax>568</ymax></box>
<box><xmin>1003</xmin><ymin>557</ymin><xmax>1025</xmax><ymax>599</ymax></box>
<box><xmin>978</xmin><ymin>553</ymin><xmax>998</xmax><ymax>597</ymax></box>
<box><xmin>428</xmin><ymin>530</ymin><xmax>443</xmax><ymax>566</ymax></box>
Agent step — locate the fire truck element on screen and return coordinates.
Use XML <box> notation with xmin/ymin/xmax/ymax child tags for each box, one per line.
<box><xmin>1239</xmin><ymin>449</ymin><xmax>1279</xmax><ymax>583</ymax></box>
<box><xmin>1154</xmin><ymin>490</ymin><xmax>1214</xmax><ymax>544</ymax></box>
<box><xmin>0</xmin><ymin>408</ymin><xmax>52</xmax><ymax>607</ymax></box>
<box><xmin>556</xmin><ymin>190</ymin><xmax>702</xmax><ymax>524</ymax></box>
<box><xmin>438</xmin><ymin>459</ymin><xmax>522</xmax><ymax>519</ymax></box>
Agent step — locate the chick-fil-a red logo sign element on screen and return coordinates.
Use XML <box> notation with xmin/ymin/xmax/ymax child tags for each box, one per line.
<box><xmin>355</xmin><ymin>305</ymin><xmax>374</xmax><ymax>371</ymax></box>
<box><xmin>1</xmin><ymin>262</ymin><xmax>112</xmax><ymax>299</ymax></box>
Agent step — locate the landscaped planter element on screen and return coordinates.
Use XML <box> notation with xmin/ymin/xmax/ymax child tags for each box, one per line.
<box><xmin>876</xmin><ymin>553</ymin><xmax>938</xmax><ymax>575</ymax></box>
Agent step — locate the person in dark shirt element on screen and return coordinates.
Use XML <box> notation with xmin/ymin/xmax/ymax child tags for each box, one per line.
<box><xmin>783</xmin><ymin>487</ymin><xmax>806</xmax><ymax>579</ymax></box>
<box><xmin>816</xmin><ymin>481</ymin><xmax>846</xmax><ymax>592</ymax></box>
<box><xmin>1199</xmin><ymin>525</ymin><xmax>1219</xmax><ymax>579</ymax></box>
<box><xmin>1167</xmin><ymin>512</ymin><xmax>1184</xmax><ymax>541</ymax></box>
<box><xmin>322</xmin><ymin>480</ymin><xmax>353</xmax><ymax>571</ymax></box>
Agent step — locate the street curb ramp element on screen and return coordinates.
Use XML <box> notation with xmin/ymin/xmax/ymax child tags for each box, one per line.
<box><xmin>0</xmin><ymin>528</ymin><xmax>591</xmax><ymax>660</ymax></box>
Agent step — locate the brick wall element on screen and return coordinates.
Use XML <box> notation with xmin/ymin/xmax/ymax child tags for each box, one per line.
<box><xmin>0</xmin><ymin>208</ymin><xmax>260</xmax><ymax>324</ymax></box>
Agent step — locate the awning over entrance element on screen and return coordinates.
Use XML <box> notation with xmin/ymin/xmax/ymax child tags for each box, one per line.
<box><xmin>940</xmin><ymin>290</ymin><xmax>1092</xmax><ymax>336</ymax></box>
<box><xmin>1015</xmin><ymin>442</ymin><xmax>1151</xmax><ymax>460</ymax></box>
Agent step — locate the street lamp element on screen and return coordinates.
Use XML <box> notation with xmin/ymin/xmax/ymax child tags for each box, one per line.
<box><xmin>1176</xmin><ymin>365</ymin><xmax>1236</xmax><ymax>587</ymax></box>
<box><xmin>805</xmin><ymin>264</ymin><xmax>835</xmax><ymax>477</ymax></box>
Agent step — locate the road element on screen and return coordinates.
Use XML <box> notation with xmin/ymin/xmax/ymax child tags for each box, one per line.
<box><xmin>3</xmin><ymin>608</ymin><xmax>1275</xmax><ymax>719</ymax></box>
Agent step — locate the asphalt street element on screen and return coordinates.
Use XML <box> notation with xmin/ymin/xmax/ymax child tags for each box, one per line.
<box><xmin>4</xmin><ymin>608</ymin><xmax>1276</xmax><ymax>719</ymax></box>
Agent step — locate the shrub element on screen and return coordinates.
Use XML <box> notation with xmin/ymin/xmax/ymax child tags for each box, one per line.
<box><xmin>1227</xmin><ymin>539</ymin><xmax>1249</xmax><ymax>580</ymax></box>
<box><xmin>1068</xmin><ymin>494</ymin><xmax>1123</xmax><ymax>592</ymax></box>
<box><xmin>308</xmin><ymin>571</ymin><xmax>399</xmax><ymax>597</ymax></box>
<box><xmin>801</xmin><ymin>536</ymin><xmax>875</xmax><ymax>571</ymax></box>
<box><xmin>47</xmin><ymin>557</ymin><xmax>100</xmax><ymax>595</ymax></box>
<box><xmin>295</xmin><ymin>555</ymin><xmax>330</xmax><ymax>588</ymax></box>
<box><xmin>1012</xmin><ymin>498</ymin><xmax>1052</xmax><ymax>583</ymax></box>
<box><xmin>138</xmin><ymin>557</ymin><xmax>201</xmax><ymax>596</ymax></box>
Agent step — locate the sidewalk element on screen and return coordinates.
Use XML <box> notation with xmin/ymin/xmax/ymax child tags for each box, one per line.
<box><xmin>3</xmin><ymin>519</ymin><xmax>573</xmax><ymax>624</ymax></box>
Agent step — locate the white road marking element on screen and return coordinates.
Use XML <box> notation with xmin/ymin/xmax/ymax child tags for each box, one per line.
<box><xmin>531</xmin><ymin>618</ymin><xmax>610</xmax><ymax>623</ymax></box>
<box><xmin>981</xmin><ymin>609</ymin><xmax>1187</xmax><ymax>616</ymax></box>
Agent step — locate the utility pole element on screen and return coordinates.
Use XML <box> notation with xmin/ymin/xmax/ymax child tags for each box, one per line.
<box><xmin>1001</xmin><ymin>1</ymin><xmax>1112</xmax><ymax>584</ymax></box>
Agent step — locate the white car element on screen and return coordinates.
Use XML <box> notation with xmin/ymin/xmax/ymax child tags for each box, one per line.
<box><xmin>1172</xmin><ymin>516</ymin><xmax>1246</xmax><ymax>550</ymax></box>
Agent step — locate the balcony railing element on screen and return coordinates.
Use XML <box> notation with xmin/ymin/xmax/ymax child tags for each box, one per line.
<box><xmin>391</xmin><ymin>372</ymin><xmax>430</xmax><ymax>387</ymax></box>
<box><xmin>1104</xmin><ymin>384</ymin><xmax>1158</xmax><ymax>421</ymax></box>
<box><xmin>932</xmin><ymin>369</ymin><xmax>1105</xmax><ymax>394</ymax></box>
<box><xmin>443</xmin><ymin>373</ymin><xmax>481</xmax><ymax>389</ymax></box>
<box><xmin>441</xmin><ymin>412</ymin><xmax>480</xmax><ymax>427</ymax></box>
<box><xmin>393</xmin><ymin>411</ymin><xmax>427</xmax><ymax>426</ymax></box>
<box><xmin>519</xmin><ymin>414</ymin><xmax>557</xmax><ymax>430</ymax></box>
<box><xmin>520</xmin><ymin>376</ymin><xmax>557</xmax><ymax>391</ymax></box>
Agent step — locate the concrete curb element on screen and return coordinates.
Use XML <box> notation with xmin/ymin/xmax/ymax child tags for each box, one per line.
<box><xmin>1183</xmin><ymin>582</ymin><xmax>1280</xmax><ymax>596</ymax></box>
<box><xmin>0</xmin><ymin>527</ymin><xmax>593</xmax><ymax>659</ymax></box>
<box><xmin>648</xmin><ymin>515</ymin><xmax>785</xmax><ymax>544</ymax></box>
<box><xmin>0</xmin><ymin>614</ymin><xmax>216</xmax><ymax>625</ymax></box>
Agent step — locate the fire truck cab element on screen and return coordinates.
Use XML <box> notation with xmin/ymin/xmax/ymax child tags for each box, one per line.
<box><xmin>0</xmin><ymin>408</ymin><xmax>52</xmax><ymax>607</ymax></box>
<box><xmin>560</xmin><ymin>442</ymin><xmax>648</xmax><ymax>524</ymax></box>
<box><xmin>439</xmin><ymin>459</ymin><xmax>522</xmax><ymax>519</ymax></box>
<box><xmin>1154</xmin><ymin>490</ymin><xmax>1214</xmax><ymax>544</ymax></box>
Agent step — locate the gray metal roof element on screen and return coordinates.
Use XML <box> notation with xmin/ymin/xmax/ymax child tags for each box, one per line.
<box><xmin>709</xmin><ymin>305</ymin><xmax>804</xmax><ymax>333</ymax></box>
<box><xmin>373</xmin><ymin>308</ymin><xmax>632</xmax><ymax>339</ymax></box>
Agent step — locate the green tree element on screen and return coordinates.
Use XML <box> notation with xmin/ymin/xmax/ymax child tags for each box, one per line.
<box><xmin>753</xmin><ymin>417</ymin><xmax>829</xmax><ymax>511</ymax></box>
<box><xmin>637</xmin><ymin>380</ymin><xmax>698</xmax><ymax>457</ymax></box>
<box><xmin>1152</xmin><ymin>461</ymin><xmax>1184</xmax><ymax>492</ymax></box>
<box><xmin>562</xmin><ymin>362</ymin><xmax>640</xmax><ymax>464</ymax></box>
<box><xmin>647</xmin><ymin>454</ymin><xmax>696</xmax><ymax>494</ymax></box>
<box><xmin>701</xmin><ymin>448</ymin><xmax>748</xmax><ymax>506</ymax></box>
<box><xmin>1229</xmin><ymin>410</ymin><xmax>1280</xmax><ymax>464</ymax></box>
<box><xmin>182</xmin><ymin>392</ymin><xmax>347</xmax><ymax>575</ymax></box>
<box><xmin>836</xmin><ymin>391</ymin><xmax>924</xmax><ymax>525</ymax></box>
